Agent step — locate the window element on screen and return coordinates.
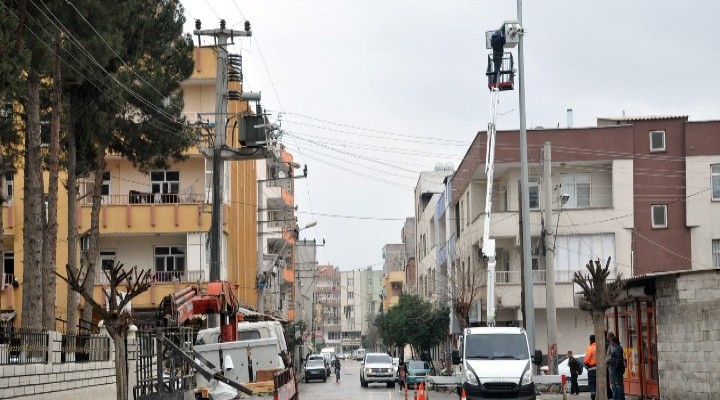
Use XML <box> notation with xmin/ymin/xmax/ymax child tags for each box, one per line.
<box><xmin>529</xmin><ymin>177</ymin><xmax>540</xmax><ymax>209</ymax></box>
<box><xmin>713</xmin><ymin>240</ymin><xmax>720</xmax><ymax>268</ymax></box>
<box><xmin>712</xmin><ymin>165</ymin><xmax>720</xmax><ymax>201</ymax></box>
<box><xmin>204</xmin><ymin>158</ymin><xmax>213</xmax><ymax>203</ymax></box>
<box><xmin>347</xmin><ymin>278</ymin><xmax>354</xmax><ymax>287</ymax></box>
<box><xmin>3</xmin><ymin>172</ymin><xmax>13</xmax><ymax>205</ymax></box>
<box><xmin>561</xmin><ymin>173</ymin><xmax>591</xmax><ymax>208</ymax></box>
<box><xmin>3</xmin><ymin>252</ymin><xmax>13</xmax><ymax>279</ymax></box>
<box><xmin>347</xmin><ymin>291</ymin><xmax>354</xmax><ymax>300</ymax></box>
<box><xmin>649</xmin><ymin>130</ymin><xmax>666</xmax><ymax>152</ymax></box>
<box><xmin>102</xmin><ymin>171</ymin><xmax>110</xmax><ymax>196</ymax></box>
<box><xmin>651</xmin><ymin>205</ymin><xmax>668</xmax><ymax>229</ymax></box>
<box><xmin>100</xmin><ymin>250</ymin><xmax>116</xmax><ymax>271</ymax></box>
<box><xmin>151</xmin><ymin>170</ymin><xmax>180</xmax><ymax>203</ymax></box>
<box><xmin>155</xmin><ymin>246</ymin><xmax>186</xmax><ymax>281</ymax></box>
<box><xmin>466</xmin><ymin>192</ymin><xmax>470</xmax><ymax>226</ymax></box>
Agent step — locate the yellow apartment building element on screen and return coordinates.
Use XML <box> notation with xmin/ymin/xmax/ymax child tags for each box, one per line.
<box><xmin>0</xmin><ymin>47</ymin><xmax>261</xmax><ymax>330</ymax></box>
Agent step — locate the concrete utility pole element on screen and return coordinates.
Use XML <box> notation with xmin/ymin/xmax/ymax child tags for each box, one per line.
<box><xmin>544</xmin><ymin>141</ymin><xmax>558</xmax><ymax>375</ymax></box>
<box><xmin>194</xmin><ymin>20</ymin><xmax>251</xmax><ymax>283</ymax></box>
<box><xmin>516</xmin><ymin>0</ymin><xmax>536</xmax><ymax>355</ymax></box>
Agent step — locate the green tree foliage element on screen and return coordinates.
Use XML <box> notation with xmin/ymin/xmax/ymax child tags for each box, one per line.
<box><xmin>375</xmin><ymin>294</ymin><xmax>449</xmax><ymax>356</ymax></box>
<box><xmin>573</xmin><ymin>258</ymin><xmax>626</xmax><ymax>400</ymax></box>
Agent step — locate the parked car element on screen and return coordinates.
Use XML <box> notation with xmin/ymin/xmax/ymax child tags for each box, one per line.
<box><xmin>304</xmin><ymin>358</ymin><xmax>328</xmax><ymax>383</ymax></box>
<box><xmin>405</xmin><ymin>359</ymin><xmax>433</xmax><ymax>388</ymax></box>
<box><xmin>308</xmin><ymin>354</ymin><xmax>331</xmax><ymax>377</ymax></box>
<box><xmin>540</xmin><ymin>354</ymin><xmax>588</xmax><ymax>391</ymax></box>
<box><xmin>336</xmin><ymin>352</ymin><xmax>346</xmax><ymax>360</ymax></box>
<box><xmin>360</xmin><ymin>352</ymin><xmax>395</xmax><ymax>388</ymax></box>
<box><xmin>320</xmin><ymin>351</ymin><xmax>334</xmax><ymax>368</ymax></box>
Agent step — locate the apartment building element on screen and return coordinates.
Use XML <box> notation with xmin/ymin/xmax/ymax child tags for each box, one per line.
<box><xmin>0</xmin><ymin>47</ymin><xmax>261</xmax><ymax>328</ymax></box>
<box><xmin>423</xmin><ymin>115</ymin><xmax>720</xmax><ymax>356</ymax></box>
<box><xmin>414</xmin><ymin>168</ymin><xmax>454</xmax><ymax>305</ymax></box>
<box><xmin>314</xmin><ymin>265</ymin><xmax>341</xmax><ymax>349</ymax></box>
<box><xmin>256</xmin><ymin>148</ymin><xmax>298</xmax><ymax>320</ymax></box>
<box><xmin>401</xmin><ymin>218</ymin><xmax>417</xmax><ymax>294</ymax></box>
<box><xmin>339</xmin><ymin>269</ymin><xmax>362</xmax><ymax>355</ymax></box>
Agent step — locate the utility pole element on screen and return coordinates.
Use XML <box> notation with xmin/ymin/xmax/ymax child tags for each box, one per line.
<box><xmin>257</xmin><ymin>180</ymin><xmax>265</xmax><ymax>312</ymax></box>
<box><xmin>194</xmin><ymin>19</ymin><xmax>251</xmax><ymax>283</ymax></box>
<box><xmin>516</xmin><ymin>0</ymin><xmax>536</xmax><ymax>355</ymax></box>
<box><xmin>544</xmin><ymin>141</ymin><xmax>558</xmax><ymax>375</ymax></box>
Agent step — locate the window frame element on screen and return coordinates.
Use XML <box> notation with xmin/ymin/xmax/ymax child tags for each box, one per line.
<box><xmin>561</xmin><ymin>173</ymin><xmax>592</xmax><ymax>208</ymax></box>
<box><xmin>528</xmin><ymin>176</ymin><xmax>540</xmax><ymax>209</ymax></box>
<box><xmin>3</xmin><ymin>172</ymin><xmax>13</xmax><ymax>205</ymax></box>
<box><xmin>649</xmin><ymin>130</ymin><xmax>666</xmax><ymax>153</ymax></box>
<box><xmin>712</xmin><ymin>165</ymin><xmax>720</xmax><ymax>201</ymax></box>
<box><xmin>713</xmin><ymin>239</ymin><xmax>720</xmax><ymax>268</ymax></box>
<box><xmin>154</xmin><ymin>245</ymin><xmax>186</xmax><ymax>272</ymax></box>
<box><xmin>100</xmin><ymin>250</ymin><xmax>117</xmax><ymax>271</ymax></box>
<box><xmin>651</xmin><ymin>204</ymin><xmax>668</xmax><ymax>229</ymax></box>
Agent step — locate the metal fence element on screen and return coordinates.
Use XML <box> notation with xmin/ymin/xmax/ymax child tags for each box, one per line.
<box><xmin>61</xmin><ymin>333</ymin><xmax>111</xmax><ymax>363</ymax></box>
<box><xmin>0</xmin><ymin>328</ymin><xmax>49</xmax><ymax>365</ymax></box>
<box><xmin>134</xmin><ymin>327</ymin><xmax>196</xmax><ymax>400</ymax></box>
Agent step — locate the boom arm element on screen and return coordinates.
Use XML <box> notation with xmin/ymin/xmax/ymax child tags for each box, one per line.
<box><xmin>483</xmin><ymin>88</ymin><xmax>501</xmax><ymax>327</ymax></box>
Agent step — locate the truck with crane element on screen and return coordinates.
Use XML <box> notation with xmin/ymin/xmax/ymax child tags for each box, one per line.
<box><xmin>135</xmin><ymin>281</ymin><xmax>298</xmax><ymax>400</ymax></box>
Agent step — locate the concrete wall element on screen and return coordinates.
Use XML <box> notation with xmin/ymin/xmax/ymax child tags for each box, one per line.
<box><xmin>0</xmin><ymin>331</ymin><xmax>117</xmax><ymax>400</ymax></box>
<box><xmin>655</xmin><ymin>271</ymin><xmax>720</xmax><ymax>400</ymax></box>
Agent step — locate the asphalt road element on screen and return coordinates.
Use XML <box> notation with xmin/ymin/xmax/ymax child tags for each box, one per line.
<box><xmin>298</xmin><ymin>359</ymin><xmax>594</xmax><ymax>400</ymax></box>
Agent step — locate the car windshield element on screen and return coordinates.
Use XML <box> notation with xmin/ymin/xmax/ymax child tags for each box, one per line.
<box><xmin>307</xmin><ymin>359</ymin><xmax>325</xmax><ymax>367</ymax></box>
<box><xmin>465</xmin><ymin>333</ymin><xmax>530</xmax><ymax>360</ymax></box>
<box><xmin>365</xmin><ymin>354</ymin><xmax>392</xmax><ymax>364</ymax></box>
<box><xmin>408</xmin><ymin>360</ymin><xmax>430</xmax><ymax>370</ymax></box>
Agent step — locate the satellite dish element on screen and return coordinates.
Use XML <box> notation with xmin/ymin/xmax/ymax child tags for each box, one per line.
<box><xmin>277</xmin><ymin>170</ymin><xmax>287</xmax><ymax>179</ymax></box>
<box><xmin>445</xmin><ymin>162</ymin><xmax>454</xmax><ymax>171</ymax></box>
<box><xmin>434</xmin><ymin>163</ymin><xmax>444</xmax><ymax>171</ymax></box>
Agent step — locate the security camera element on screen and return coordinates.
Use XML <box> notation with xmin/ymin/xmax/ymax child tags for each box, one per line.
<box><xmin>560</xmin><ymin>194</ymin><xmax>570</xmax><ymax>205</ymax></box>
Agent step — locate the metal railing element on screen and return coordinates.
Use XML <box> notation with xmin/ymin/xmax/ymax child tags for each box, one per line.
<box><xmin>80</xmin><ymin>192</ymin><xmax>206</xmax><ymax>206</ymax></box>
<box><xmin>0</xmin><ymin>328</ymin><xmax>49</xmax><ymax>365</ymax></box>
<box><xmin>61</xmin><ymin>333</ymin><xmax>111</xmax><ymax>363</ymax></box>
<box><xmin>494</xmin><ymin>268</ymin><xmax>617</xmax><ymax>285</ymax></box>
<box><xmin>96</xmin><ymin>269</ymin><xmax>205</xmax><ymax>284</ymax></box>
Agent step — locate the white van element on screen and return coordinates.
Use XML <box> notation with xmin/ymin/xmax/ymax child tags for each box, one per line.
<box><xmin>454</xmin><ymin>327</ymin><xmax>541</xmax><ymax>400</ymax></box>
<box><xmin>355</xmin><ymin>348</ymin><xmax>366</xmax><ymax>361</ymax></box>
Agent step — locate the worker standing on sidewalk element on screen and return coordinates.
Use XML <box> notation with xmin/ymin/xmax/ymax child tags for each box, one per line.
<box><xmin>584</xmin><ymin>335</ymin><xmax>598</xmax><ymax>400</ymax></box>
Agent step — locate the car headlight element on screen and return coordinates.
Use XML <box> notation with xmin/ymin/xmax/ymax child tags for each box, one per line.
<box><xmin>521</xmin><ymin>369</ymin><xmax>533</xmax><ymax>385</ymax></box>
<box><xmin>385</xmin><ymin>368</ymin><xmax>393</xmax><ymax>373</ymax></box>
<box><xmin>464</xmin><ymin>368</ymin><xmax>479</xmax><ymax>385</ymax></box>
<box><xmin>365</xmin><ymin>368</ymin><xmax>372</xmax><ymax>373</ymax></box>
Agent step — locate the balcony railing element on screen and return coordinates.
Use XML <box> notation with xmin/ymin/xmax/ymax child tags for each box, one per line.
<box><xmin>494</xmin><ymin>268</ymin><xmax>617</xmax><ymax>285</ymax></box>
<box><xmin>81</xmin><ymin>192</ymin><xmax>206</xmax><ymax>206</ymax></box>
<box><xmin>2</xmin><ymin>273</ymin><xmax>14</xmax><ymax>287</ymax></box>
<box><xmin>95</xmin><ymin>270</ymin><xmax>205</xmax><ymax>284</ymax></box>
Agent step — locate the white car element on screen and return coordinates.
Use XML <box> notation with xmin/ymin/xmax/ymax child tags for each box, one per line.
<box><xmin>541</xmin><ymin>354</ymin><xmax>588</xmax><ymax>391</ymax></box>
<box><xmin>360</xmin><ymin>353</ymin><xmax>395</xmax><ymax>388</ymax></box>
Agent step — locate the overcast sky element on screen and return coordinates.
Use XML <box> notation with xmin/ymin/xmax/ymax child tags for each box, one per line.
<box><xmin>181</xmin><ymin>1</ymin><xmax>720</xmax><ymax>271</ymax></box>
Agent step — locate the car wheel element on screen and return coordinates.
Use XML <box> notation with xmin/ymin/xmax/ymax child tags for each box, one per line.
<box><xmin>361</xmin><ymin>377</ymin><xmax>368</xmax><ymax>388</ymax></box>
<box><xmin>305</xmin><ymin>378</ymin><xmax>309</xmax><ymax>383</ymax></box>
<box><xmin>323</xmin><ymin>377</ymin><xmax>327</xmax><ymax>382</ymax></box>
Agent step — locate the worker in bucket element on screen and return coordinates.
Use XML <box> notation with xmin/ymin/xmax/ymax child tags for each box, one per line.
<box><xmin>490</xmin><ymin>30</ymin><xmax>506</xmax><ymax>84</ymax></box>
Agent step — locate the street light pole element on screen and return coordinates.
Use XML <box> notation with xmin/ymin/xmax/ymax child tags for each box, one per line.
<box><xmin>516</xmin><ymin>0</ymin><xmax>537</xmax><ymax>355</ymax></box>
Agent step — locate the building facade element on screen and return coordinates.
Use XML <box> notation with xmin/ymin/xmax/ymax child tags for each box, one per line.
<box><xmin>0</xmin><ymin>47</ymin><xmax>261</xmax><ymax>328</ymax></box>
<box><xmin>314</xmin><ymin>265</ymin><xmax>341</xmax><ymax>350</ymax></box>
<box><xmin>424</xmin><ymin>115</ymin><xmax>720</xmax><ymax>358</ymax></box>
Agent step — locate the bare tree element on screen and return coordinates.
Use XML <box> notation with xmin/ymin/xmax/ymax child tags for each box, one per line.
<box><xmin>448</xmin><ymin>256</ymin><xmax>484</xmax><ymax>330</ymax></box>
<box><xmin>572</xmin><ymin>257</ymin><xmax>626</xmax><ymax>400</ymax></box>
<box><xmin>59</xmin><ymin>261</ymin><xmax>151</xmax><ymax>400</ymax></box>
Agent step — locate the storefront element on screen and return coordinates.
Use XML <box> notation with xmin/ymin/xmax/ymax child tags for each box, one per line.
<box><xmin>605</xmin><ymin>277</ymin><xmax>659</xmax><ymax>399</ymax></box>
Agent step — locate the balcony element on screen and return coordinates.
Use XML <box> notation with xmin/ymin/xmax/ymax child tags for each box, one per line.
<box><xmin>81</xmin><ymin>192</ymin><xmax>206</xmax><ymax>206</ymax></box>
<box><xmin>96</xmin><ymin>270</ymin><xmax>205</xmax><ymax>285</ymax></box>
<box><xmin>494</xmin><ymin>268</ymin><xmax>617</xmax><ymax>285</ymax></box>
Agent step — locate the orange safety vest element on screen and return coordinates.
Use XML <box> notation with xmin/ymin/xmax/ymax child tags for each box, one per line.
<box><xmin>584</xmin><ymin>343</ymin><xmax>597</xmax><ymax>367</ymax></box>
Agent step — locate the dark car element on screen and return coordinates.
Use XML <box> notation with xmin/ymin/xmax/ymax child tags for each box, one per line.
<box><xmin>304</xmin><ymin>358</ymin><xmax>328</xmax><ymax>383</ymax></box>
<box><xmin>308</xmin><ymin>354</ymin><xmax>331</xmax><ymax>377</ymax></box>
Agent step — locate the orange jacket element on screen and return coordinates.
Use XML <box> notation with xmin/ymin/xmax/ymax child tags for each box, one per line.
<box><xmin>584</xmin><ymin>343</ymin><xmax>597</xmax><ymax>367</ymax></box>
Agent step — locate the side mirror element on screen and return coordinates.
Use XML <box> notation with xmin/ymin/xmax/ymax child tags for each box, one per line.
<box><xmin>451</xmin><ymin>349</ymin><xmax>462</xmax><ymax>365</ymax></box>
<box><xmin>532</xmin><ymin>350</ymin><xmax>543</xmax><ymax>366</ymax></box>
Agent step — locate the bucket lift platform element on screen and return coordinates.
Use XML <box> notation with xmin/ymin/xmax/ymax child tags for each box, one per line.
<box><xmin>486</xmin><ymin>52</ymin><xmax>515</xmax><ymax>91</ymax></box>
